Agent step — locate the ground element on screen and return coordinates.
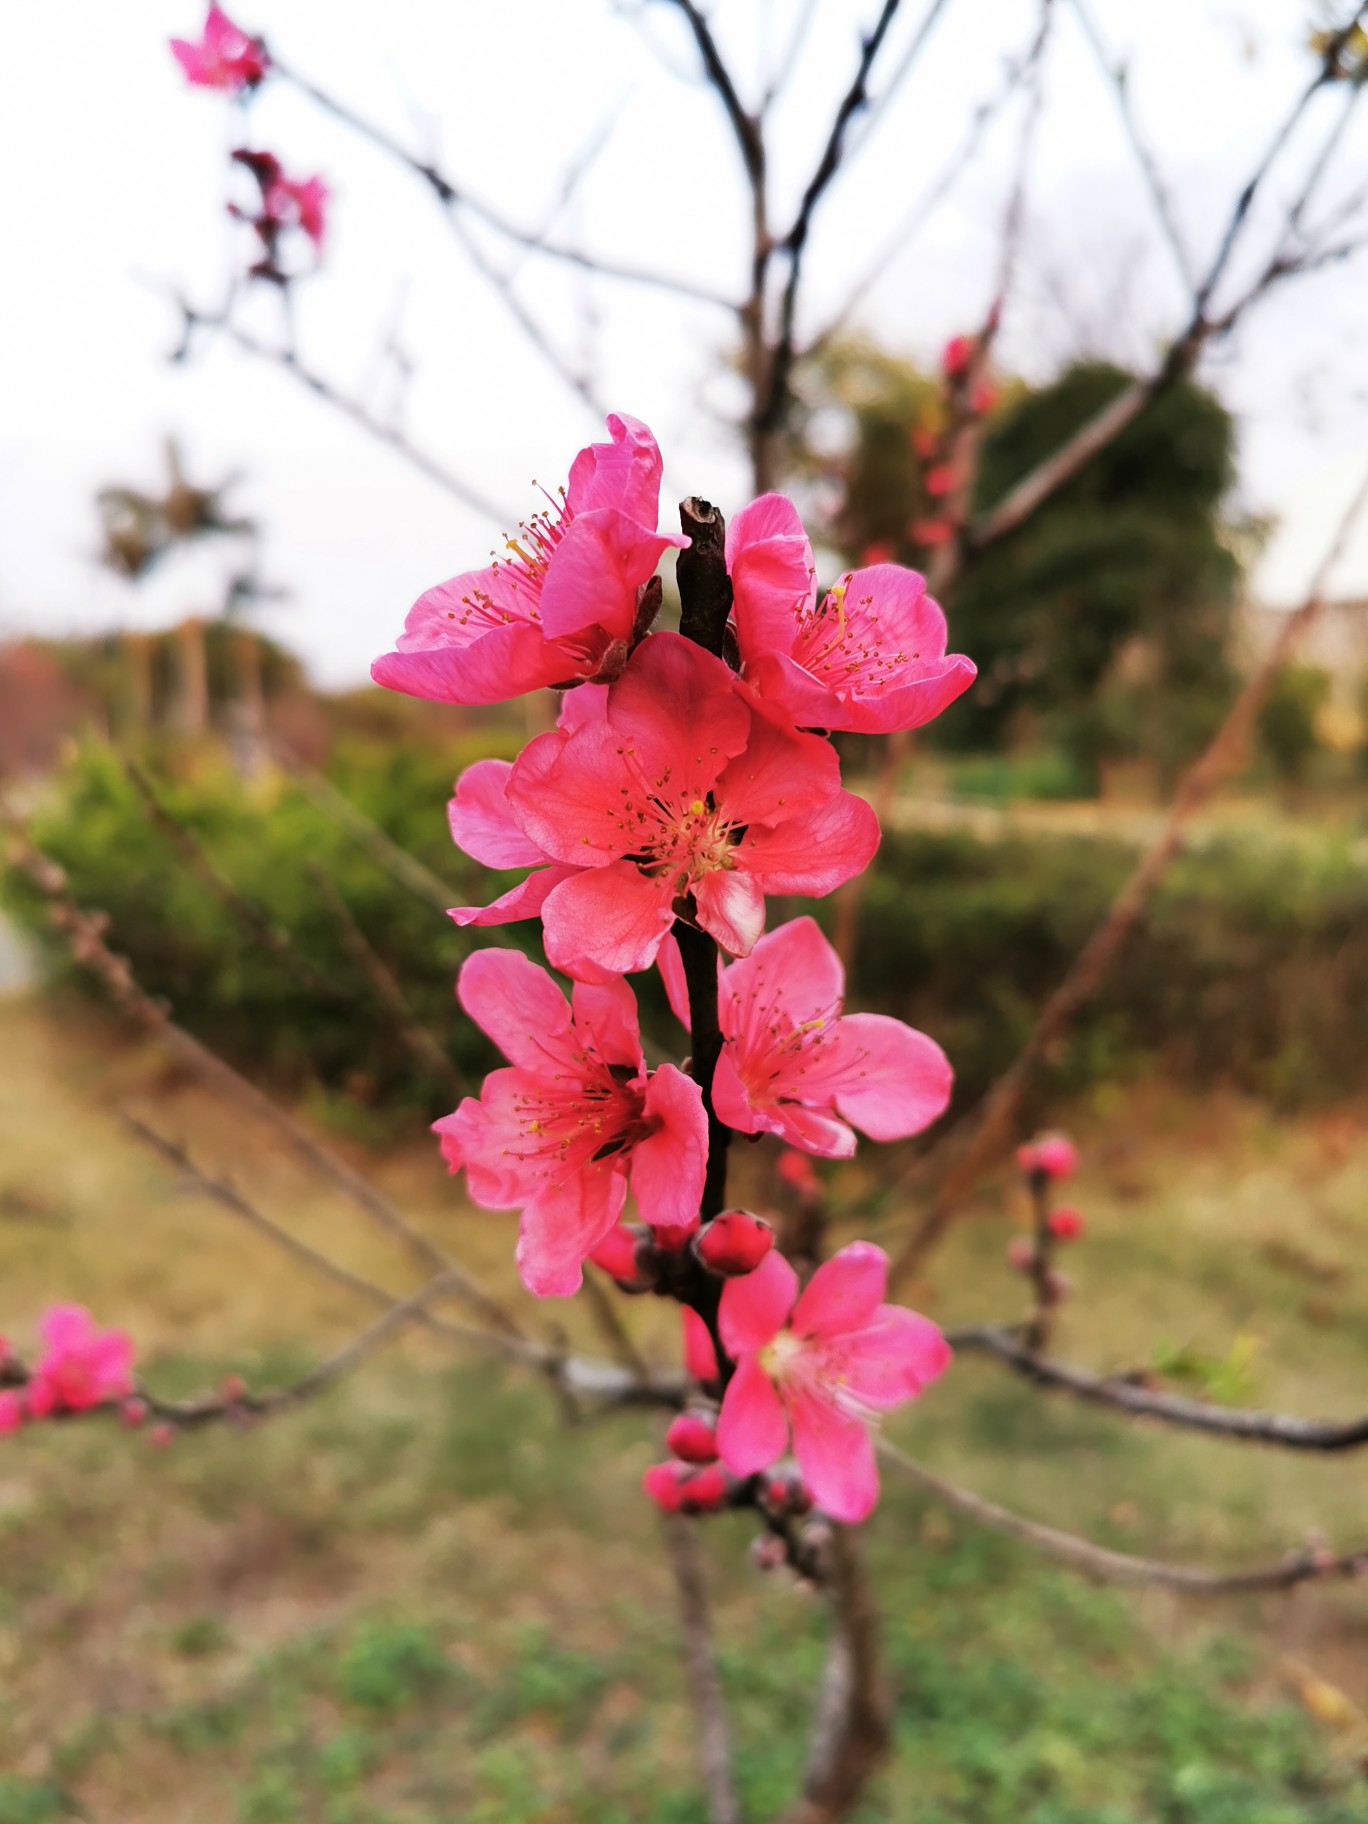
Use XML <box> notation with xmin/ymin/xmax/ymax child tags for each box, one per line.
<box><xmin>1</xmin><ymin>986</ymin><xmax>1366</xmax><ymax>1823</ymax></box>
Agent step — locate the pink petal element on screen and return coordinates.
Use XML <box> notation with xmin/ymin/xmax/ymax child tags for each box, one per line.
<box><xmin>39</xmin><ymin>1305</ymin><xmax>93</xmax><ymax>1351</ymax></box>
<box><xmin>457</xmin><ymin>948</ymin><xmax>576</xmax><ymax>1071</ymax></box>
<box><xmin>693</xmin><ymin>869</ymin><xmax>766</xmax><ymax>957</ymax></box>
<box><xmin>372</xmin><ymin>622</ymin><xmax>582</xmax><ymax>705</ymax></box>
<box><xmin>828</xmin><ymin>1014</ymin><xmax>952</xmax><ymax>1141</ymax></box>
<box><xmin>788</xmin><ymin>1384</ymin><xmax>880</xmax><ymax>1523</ymax></box>
<box><xmin>710</xmin><ymin>1044</ymin><xmax>762</xmax><ymax>1136</ymax></box>
<box><xmin>448</xmin><ymin>760</ymin><xmax>549</xmax><ymax>869</ymax></box>
<box><xmin>741</xmin><ymin>650</ymin><xmax>847</xmax><ymax>729</ymax></box>
<box><xmin>791</xmin><ymin>1241</ymin><xmax>888</xmax><ymax>1340</ymax></box>
<box><xmin>682</xmin><ymin>1306</ymin><xmax>719</xmax><ymax>1381</ymax></box>
<box><xmin>718</xmin><ymin>1250</ymin><xmax>798</xmax><ymax>1357</ymax></box>
<box><xmin>539</xmin><ymin>509</ymin><xmax>678</xmax><ymax>642</ymax></box>
<box><xmin>435</xmin><ymin>1071</ymin><xmax>544</xmax><ymax>1207</ymax></box>
<box><xmin>557</xmin><ymin>683</ymin><xmax>610</xmax><ymax>733</ymax></box>
<box><xmin>815</xmin><ymin>1307</ymin><xmax>952</xmax><ymax>1410</ymax></box>
<box><xmin>763</xmin><ymin>1102</ymin><xmax>858</xmax><ymax>1158</ymax></box>
<box><xmin>721</xmin><ymin>917</ymin><xmax>844</xmax><ymax>1031</ymax></box>
<box><xmin>825</xmin><ymin>656</ymin><xmax>977</xmax><ymax>735</ymax></box>
<box><xmin>604</xmin><ymin>633</ymin><xmax>748</xmax><ymax>793</ymax></box>
<box><xmin>571</xmin><ymin>975</ymin><xmax>643</xmax><ymax>1071</ymax></box>
<box><xmin>447</xmin><ymin>863</ymin><xmax>578</xmax><ymax>929</ymax></box>
<box><xmin>740</xmin><ymin>791</ymin><xmax>879</xmax><ymax>895</ymax></box>
<box><xmin>541</xmin><ymin>863</ymin><xmax>675</xmax><ymax>978</ymax></box>
<box><xmin>656</xmin><ymin>933</ymin><xmax>692</xmax><ymax>1030</ymax></box>
<box><xmin>725</xmin><ymin>493</ymin><xmax>816</xmax><ymax>667</ymax></box>
<box><xmin>717</xmin><ymin>694</ymin><xmax>840</xmax><ymax>828</ymax></box>
<box><xmin>716</xmin><ymin>1356</ymin><xmax>790</xmax><ymax>1476</ymax></box>
<box><xmin>565</xmin><ymin>412</ymin><xmax>666</xmax><ymax>524</ymax></box>
<box><xmin>630</xmin><ymin>1064</ymin><xmax>708</xmax><ymax>1231</ymax></box>
<box><xmin>505</xmin><ymin>724</ymin><xmax>633</xmax><ymax>865</ymax></box>
<box><xmin>516</xmin><ymin>1165</ymin><xmax>629</xmax><ymax>1297</ymax></box>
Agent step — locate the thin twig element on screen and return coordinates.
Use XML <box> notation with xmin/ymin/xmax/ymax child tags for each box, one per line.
<box><xmin>948</xmin><ymin>1326</ymin><xmax>1368</xmax><ymax>1451</ymax></box>
<box><xmin>880</xmin><ymin>1441</ymin><xmax>1368</xmax><ymax>1592</ymax></box>
<box><xmin>308</xmin><ymin>863</ymin><xmax>466</xmax><ymax>1099</ymax></box>
<box><xmin>663</xmin><ymin>1517</ymin><xmax>742</xmax><ymax>1824</ymax></box>
<box><xmin>885</xmin><ymin>454</ymin><xmax>1368</xmax><ymax>1285</ymax></box>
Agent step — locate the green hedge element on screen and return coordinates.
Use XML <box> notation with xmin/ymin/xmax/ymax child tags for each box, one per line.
<box><xmin>8</xmin><ymin>740</ymin><xmax>1368</xmax><ymax>1130</ymax></box>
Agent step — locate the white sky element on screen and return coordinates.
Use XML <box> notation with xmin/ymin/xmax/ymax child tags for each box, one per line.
<box><xmin>1</xmin><ymin>1</ymin><xmax>1366</xmax><ymax>687</ymax></box>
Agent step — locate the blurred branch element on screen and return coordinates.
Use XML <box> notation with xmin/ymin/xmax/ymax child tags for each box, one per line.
<box><xmin>949</xmin><ymin>1326</ymin><xmax>1368</xmax><ymax>1450</ymax></box>
<box><xmin>880</xmin><ymin>1441</ymin><xmax>1368</xmax><ymax>1591</ymax></box>
<box><xmin>307</xmin><ymin>862</ymin><xmax>467</xmax><ymax>1100</ymax></box>
<box><xmin>663</xmin><ymin>1517</ymin><xmax>741</xmax><ymax>1824</ymax></box>
<box><xmin>1068</xmin><ymin>0</ymin><xmax>1196</xmax><ymax>292</ymax></box>
<box><xmin>786</xmin><ymin>1526</ymin><xmax>890</xmax><ymax>1824</ymax></box>
<box><xmin>273</xmin><ymin>749</ymin><xmax>463</xmax><ymax>918</ymax></box>
<box><xmin>2</xmin><ymin>815</ymin><xmax>518</xmax><ymax>1338</ymax></box>
<box><xmin>886</xmin><ymin>454</ymin><xmax>1368</xmax><ymax>1285</ymax></box>
<box><xmin>166</xmin><ymin>291</ymin><xmax>516</xmax><ymax>523</ymax></box>
<box><xmin>269</xmin><ymin>49</ymin><xmax>735</xmax><ymax>309</ymax></box>
<box><xmin>580</xmin><ymin>1265</ymin><xmax>652</xmax><ymax>1381</ymax></box>
<box><xmin>122</xmin><ymin>1114</ymin><xmax>682</xmax><ymax>1410</ymax></box>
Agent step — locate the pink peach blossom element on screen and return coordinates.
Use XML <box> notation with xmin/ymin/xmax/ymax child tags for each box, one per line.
<box><xmin>716</xmin><ymin>1243</ymin><xmax>950</xmax><ymax>1523</ymax></box>
<box><xmin>726</xmin><ymin>495</ymin><xmax>975</xmax><ymax>736</ymax></box>
<box><xmin>941</xmin><ymin>333</ymin><xmax>974</xmax><ymax>377</ymax></box>
<box><xmin>666</xmin><ymin>918</ymin><xmax>951</xmax><ymax>1160</ymax></box>
<box><xmin>372</xmin><ymin>414</ymin><xmax>685</xmax><ymax>706</ymax></box>
<box><xmin>170</xmin><ymin>5</ymin><xmax>267</xmax><ymax>89</ymax></box>
<box><xmin>435</xmin><ymin>948</ymin><xmax>707</xmax><ymax>1296</ymax></box>
<box><xmin>448</xmin><ymin>633</ymin><xmax>879</xmax><ymax>976</ymax></box>
<box><xmin>0</xmin><ymin>1391</ymin><xmax>23</xmax><ymax>1435</ymax></box>
<box><xmin>26</xmin><ymin>1305</ymin><xmax>135</xmax><ymax>1415</ymax></box>
<box><xmin>266</xmin><ymin>172</ymin><xmax>329</xmax><ymax>248</ymax></box>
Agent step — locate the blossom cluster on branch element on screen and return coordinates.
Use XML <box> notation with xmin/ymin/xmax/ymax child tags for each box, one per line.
<box><xmin>372</xmin><ymin>410</ymin><xmax>977</xmax><ymax>1524</ymax></box>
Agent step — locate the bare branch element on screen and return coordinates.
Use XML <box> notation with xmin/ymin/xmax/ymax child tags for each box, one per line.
<box><xmin>168</xmin><ymin>292</ymin><xmax>516</xmax><ymax>524</ymax></box>
<box><xmin>654</xmin><ymin>0</ymin><xmax>766</xmax><ymax>187</ymax></box>
<box><xmin>950</xmin><ymin>1326</ymin><xmax>1368</xmax><ymax>1451</ymax></box>
<box><xmin>879</xmin><ymin>1442</ymin><xmax>1368</xmax><ymax>1592</ymax></box>
<box><xmin>786</xmin><ymin>1526</ymin><xmax>890</xmax><ymax>1824</ymax></box>
<box><xmin>839</xmin><ymin>0</ymin><xmax>955</xmax><ymax>161</ymax></box>
<box><xmin>887</xmin><ymin>455</ymin><xmax>1368</xmax><ymax>1284</ymax></box>
<box><xmin>1068</xmin><ymin>0</ymin><xmax>1196</xmax><ymax>292</ymax></box>
<box><xmin>269</xmin><ymin>51</ymin><xmax>735</xmax><ymax>309</ymax></box>
<box><xmin>663</xmin><ymin>1517</ymin><xmax>742</xmax><ymax>1824</ymax></box>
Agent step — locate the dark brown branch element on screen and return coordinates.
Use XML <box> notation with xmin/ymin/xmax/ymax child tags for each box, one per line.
<box><xmin>949</xmin><ymin>1325</ymin><xmax>1368</xmax><ymax>1451</ymax></box>
<box><xmin>663</xmin><ymin>1517</ymin><xmax>742</xmax><ymax>1824</ymax></box>
<box><xmin>786</xmin><ymin>1526</ymin><xmax>890</xmax><ymax>1824</ymax></box>
<box><xmin>675</xmin><ymin>496</ymin><xmax>734</xmax><ymax>654</ymax></box>
<box><xmin>880</xmin><ymin>1441</ymin><xmax>1368</xmax><ymax>1592</ymax></box>
<box><xmin>269</xmin><ymin>51</ymin><xmax>735</xmax><ymax>309</ymax></box>
<box><xmin>886</xmin><ymin>454</ymin><xmax>1368</xmax><ymax>1286</ymax></box>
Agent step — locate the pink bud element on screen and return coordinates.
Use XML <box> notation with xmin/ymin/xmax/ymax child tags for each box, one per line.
<box><xmin>694</xmin><ymin>1210</ymin><xmax>774</xmax><ymax>1277</ymax></box>
<box><xmin>912</xmin><ymin>426</ymin><xmax>939</xmax><ymax>460</ymax></box>
<box><xmin>941</xmin><ymin>333</ymin><xmax>974</xmax><ymax>377</ymax></box>
<box><xmin>925</xmin><ymin>463</ymin><xmax>955</xmax><ymax>498</ymax></box>
<box><xmin>777</xmin><ymin>1150</ymin><xmax>821</xmax><ymax>1199</ymax></box>
<box><xmin>860</xmin><ymin>541</ymin><xmax>894</xmax><ymax>567</ymax></box>
<box><xmin>678</xmin><ymin>1462</ymin><xmax>729</xmax><ymax>1515</ymax></box>
<box><xmin>148</xmin><ymin>1423</ymin><xmax>175</xmax><ymax>1450</ymax></box>
<box><xmin>120</xmin><ymin>1397</ymin><xmax>149</xmax><ymax>1429</ymax></box>
<box><xmin>0</xmin><ymin>1390</ymin><xmax>25</xmax><ymax>1435</ymax></box>
<box><xmin>1047</xmin><ymin>1206</ymin><xmax>1084</xmax><ymax>1241</ymax></box>
<box><xmin>1005</xmin><ymin>1236</ymin><xmax>1034</xmax><ymax>1272</ymax></box>
<box><xmin>666</xmin><ymin>1412</ymin><xmax>719</xmax><ymax>1464</ymax></box>
<box><xmin>651</xmin><ymin>1219</ymin><xmax>697</xmax><ymax>1254</ymax></box>
<box><xmin>911</xmin><ymin>517</ymin><xmax>954</xmax><ymax>547</ymax></box>
<box><xmin>682</xmin><ymin>1308</ymin><xmax>720</xmax><ymax>1383</ymax></box>
<box><xmin>643</xmin><ymin>1461</ymin><xmax>690</xmax><ymax>1513</ymax></box>
<box><xmin>1034</xmin><ymin>1134</ymin><xmax>1078</xmax><ymax>1180</ymax></box>
<box><xmin>590</xmin><ymin>1224</ymin><xmax>641</xmax><ymax>1281</ymax></box>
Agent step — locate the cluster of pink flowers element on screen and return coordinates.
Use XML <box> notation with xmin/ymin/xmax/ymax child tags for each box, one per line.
<box><xmin>908</xmin><ymin>332</ymin><xmax>1001</xmax><ymax>551</ymax></box>
<box><xmin>172</xmin><ymin>7</ymin><xmax>330</xmax><ymax>270</ymax></box>
<box><xmin>373</xmin><ymin>412</ymin><xmax>975</xmax><ymax>1525</ymax></box>
<box><xmin>0</xmin><ymin>1306</ymin><xmax>136</xmax><ymax>1434</ymax></box>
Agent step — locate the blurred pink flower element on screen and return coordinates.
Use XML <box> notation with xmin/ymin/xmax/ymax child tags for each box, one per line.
<box><xmin>435</xmin><ymin>948</ymin><xmax>707</xmax><ymax>1296</ymax></box>
<box><xmin>170</xmin><ymin>5</ymin><xmax>268</xmax><ymax>90</ymax></box>
<box><xmin>643</xmin><ymin>1459</ymin><xmax>729</xmax><ymax>1514</ymax></box>
<box><xmin>727</xmin><ymin>494</ymin><xmax>975</xmax><ymax>735</ymax></box>
<box><xmin>26</xmin><ymin>1305</ymin><xmax>135</xmax><ymax>1416</ymax></box>
<box><xmin>373</xmin><ymin>413</ymin><xmax>684</xmax><ymax>705</ymax></box>
<box><xmin>266</xmin><ymin>172</ymin><xmax>329</xmax><ymax>248</ymax></box>
<box><xmin>777</xmin><ymin>1149</ymin><xmax>822</xmax><ymax>1199</ymax></box>
<box><xmin>1048</xmin><ymin>1206</ymin><xmax>1084</xmax><ymax>1241</ymax></box>
<box><xmin>0</xmin><ymin>1391</ymin><xmax>24</xmax><ymax>1435</ymax></box>
<box><xmin>665</xmin><ymin>1412</ymin><xmax>719</xmax><ymax>1463</ymax></box>
<box><xmin>716</xmin><ymin>1243</ymin><xmax>950</xmax><ymax>1523</ymax></box>
<box><xmin>449</xmin><ymin>633</ymin><xmax>879</xmax><ymax>976</ymax></box>
<box><xmin>941</xmin><ymin>333</ymin><xmax>974</xmax><ymax>377</ymax></box>
<box><xmin>1017</xmin><ymin>1132</ymin><xmax>1079</xmax><ymax>1181</ymax></box>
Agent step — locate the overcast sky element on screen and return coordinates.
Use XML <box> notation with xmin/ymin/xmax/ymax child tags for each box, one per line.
<box><xmin>2</xmin><ymin>1</ymin><xmax>1366</xmax><ymax>687</ymax></box>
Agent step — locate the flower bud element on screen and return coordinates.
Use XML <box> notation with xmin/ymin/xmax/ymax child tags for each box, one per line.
<box><xmin>941</xmin><ymin>333</ymin><xmax>973</xmax><ymax>377</ymax></box>
<box><xmin>148</xmin><ymin>1422</ymin><xmax>176</xmax><ymax>1450</ymax></box>
<box><xmin>1047</xmin><ymin>1206</ymin><xmax>1084</xmax><ymax>1242</ymax></box>
<box><xmin>0</xmin><ymin>1390</ymin><xmax>25</xmax><ymax>1435</ymax></box>
<box><xmin>642</xmin><ymin>1461</ymin><xmax>689</xmax><ymax>1513</ymax></box>
<box><xmin>120</xmin><ymin>1397</ymin><xmax>149</xmax><ymax>1429</ymax></box>
<box><xmin>666</xmin><ymin>1412</ymin><xmax>719</xmax><ymax>1464</ymax></box>
<box><xmin>678</xmin><ymin>1462</ymin><xmax>729</xmax><ymax>1515</ymax></box>
<box><xmin>1005</xmin><ymin>1236</ymin><xmax>1034</xmax><ymax>1272</ymax></box>
<box><xmin>651</xmin><ymin>1219</ymin><xmax>697</xmax><ymax>1254</ymax></box>
<box><xmin>1018</xmin><ymin>1132</ymin><xmax>1078</xmax><ymax>1181</ymax></box>
<box><xmin>693</xmin><ymin>1210</ymin><xmax>774</xmax><ymax>1277</ymax></box>
<box><xmin>589</xmin><ymin>1224</ymin><xmax>646</xmax><ymax>1284</ymax></box>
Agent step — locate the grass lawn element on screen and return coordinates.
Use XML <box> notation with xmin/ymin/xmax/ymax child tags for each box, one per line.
<box><xmin>1</xmin><ymin>992</ymin><xmax>1366</xmax><ymax>1822</ymax></box>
